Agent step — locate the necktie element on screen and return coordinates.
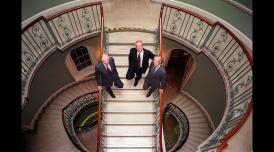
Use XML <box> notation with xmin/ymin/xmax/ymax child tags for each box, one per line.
<box><xmin>154</xmin><ymin>66</ymin><xmax>158</xmax><ymax>73</ymax></box>
<box><xmin>106</xmin><ymin>64</ymin><xmax>112</xmax><ymax>76</ymax></box>
<box><xmin>137</xmin><ymin>52</ymin><xmax>140</xmax><ymax>68</ymax></box>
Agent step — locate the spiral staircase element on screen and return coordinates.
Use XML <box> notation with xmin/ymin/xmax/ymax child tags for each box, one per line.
<box><xmin>22</xmin><ymin>1</ymin><xmax>253</xmax><ymax>152</ymax></box>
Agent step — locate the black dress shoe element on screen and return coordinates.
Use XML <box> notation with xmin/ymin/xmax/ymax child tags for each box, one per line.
<box><xmin>146</xmin><ymin>91</ymin><xmax>151</xmax><ymax>98</ymax></box>
<box><xmin>110</xmin><ymin>93</ymin><xmax>116</xmax><ymax>98</ymax></box>
<box><xmin>134</xmin><ymin>80</ymin><xmax>138</xmax><ymax>87</ymax></box>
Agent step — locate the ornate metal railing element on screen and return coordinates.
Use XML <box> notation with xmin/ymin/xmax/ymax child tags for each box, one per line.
<box><xmin>96</xmin><ymin>6</ymin><xmax>106</xmax><ymax>150</ymax></box>
<box><xmin>96</xmin><ymin>87</ymin><xmax>107</xmax><ymax>152</ymax></box>
<box><xmin>163</xmin><ymin>103</ymin><xmax>190</xmax><ymax>152</ymax></box>
<box><xmin>21</xmin><ymin>2</ymin><xmax>103</xmax><ymax>107</ymax></box>
<box><xmin>62</xmin><ymin>92</ymin><xmax>98</xmax><ymax>152</ymax></box>
<box><xmin>159</xmin><ymin>3</ymin><xmax>252</xmax><ymax>152</ymax></box>
<box><xmin>154</xmin><ymin>91</ymin><xmax>164</xmax><ymax>152</ymax></box>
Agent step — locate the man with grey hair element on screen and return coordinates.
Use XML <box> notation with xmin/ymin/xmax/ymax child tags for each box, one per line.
<box><xmin>95</xmin><ymin>53</ymin><xmax>123</xmax><ymax>98</ymax></box>
<box><xmin>126</xmin><ymin>40</ymin><xmax>155</xmax><ymax>86</ymax></box>
<box><xmin>143</xmin><ymin>55</ymin><xmax>166</xmax><ymax>97</ymax></box>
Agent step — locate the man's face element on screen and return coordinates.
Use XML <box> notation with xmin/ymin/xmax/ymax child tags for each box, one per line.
<box><xmin>103</xmin><ymin>56</ymin><xmax>109</xmax><ymax>65</ymax></box>
<box><xmin>135</xmin><ymin>42</ymin><xmax>143</xmax><ymax>52</ymax></box>
<box><xmin>153</xmin><ymin>57</ymin><xmax>161</xmax><ymax>67</ymax></box>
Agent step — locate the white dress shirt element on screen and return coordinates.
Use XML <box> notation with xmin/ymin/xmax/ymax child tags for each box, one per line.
<box><xmin>104</xmin><ymin>64</ymin><xmax>112</xmax><ymax>72</ymax></box>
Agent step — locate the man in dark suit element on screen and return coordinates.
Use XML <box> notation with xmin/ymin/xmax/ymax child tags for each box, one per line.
<box><xmin>95</xmin><ymin>54</ymin><xmax>123</xmax><ymax>98</ymax></box>
<box><xmin>126</xmin><ymin>40</ymin><xmax>155</xmax><ymax>86</ymax></box>
<box><xmin>143</xmin><ymin>55</ymin><xmax>167</xmax><ymax>97</ymax></box>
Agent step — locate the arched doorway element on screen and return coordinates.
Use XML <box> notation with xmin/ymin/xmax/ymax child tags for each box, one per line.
<box><xmin>166</xmin><ymin>49</ymin><xmax>196</xmax><ymax>91</ymax></box>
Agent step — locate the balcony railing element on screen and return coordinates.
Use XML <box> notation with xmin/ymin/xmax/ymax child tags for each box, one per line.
<box><xmin>163</xmin><ymin>103</ymin><xmax>190</xmax><ymax>151</ymax></box>
<box><xmin>62</xmin><ymin>92</ymin><xmax>98</xmax><ymax>152</ymax></box>
<box><xmin>21</xmin><ymin>2</ymin><xmax>103</xmax><ymax>107</ymax></box>
<box><xmin>159</xmin><ymin>3</ymin><xmax>252</xmax><ymax>152</ymax></box>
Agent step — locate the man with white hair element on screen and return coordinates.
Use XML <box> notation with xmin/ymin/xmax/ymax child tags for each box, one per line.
<box><xmin>95</xmin><ymin>53</ymin><xmax>123</xmax><ymax>98</ymax></box>
<box><xmin>143</xmin><ymin>55</ymin><xmax>166</xmax><ymax>97</ymax></box>
<box><xmin>126</xmin><ymin>40</ymin><xmax>155</xmax><ymax>86</ymax></box>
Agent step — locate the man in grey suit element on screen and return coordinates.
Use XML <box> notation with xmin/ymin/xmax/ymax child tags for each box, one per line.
<box><xmin>95</xmin><ymin>54</ymin><xmax>124</xmax><ymax>98</ymax></box>
<box><xmin>143</xmin><ymin>55</ymin><xmax>167</xmax><ymax>97</ymax></box>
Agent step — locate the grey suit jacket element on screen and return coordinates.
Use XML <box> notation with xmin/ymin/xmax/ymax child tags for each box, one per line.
<box><xmin>144</xmin><ymin>63</ymin><xmax>167</xmax><ymax>89</ymax></box>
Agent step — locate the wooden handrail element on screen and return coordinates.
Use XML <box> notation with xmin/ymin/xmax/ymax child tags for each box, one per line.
<box><xmin>22</xmin><ymin>2</ymin><xmax>102</xmax><ymax>32</ymax></box>
<box><xmin>99</xmin><ymin>4</ymin><xmax>104</xmax><ymax>58</ymax></box>
<box><xmin>159</xmin><ymin>91</ymin><xmax>164</xmax><ymax>152</ymax></box>
<box><xmin>61</xmin><ymin>91</ymin><xmax>98</xmax><ymax>152</ymax></box>
<box><xmin>160</xmin><ymin>3</ymin><xmax>253</xmax><ymax>152</ymax></box>
<box><xmin>96</xmin><ymin>4</ymin><xmax>104</xmax><ymax>152</ymax></box>
<box><xmin>217</xmin><ymin>101</ymin><xmax>253</xmax><ymax>152</ymax></box>
<box><xmin>96</xmin><ymin>89</ymin><xmax>102</xmax><ymax>152</ymax></box>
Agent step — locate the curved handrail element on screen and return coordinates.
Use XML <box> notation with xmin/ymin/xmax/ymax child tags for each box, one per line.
<box><xmin>159</xmin><ymin>3</ymin><xmax>252</xmax><ymax>152</ymax></box>
<box><xmin>96</xmin><ymin>4</ymin><xmax>104</xmax><ymax>151</ymax></box>
<box><xmin>216</xmin><ymin>101</ymin><xmax>252</xmax><ymax>152</ymax></box>
<box><xmin>62</xmin><ymin>91</ymin><xmax>98</xmax><ymax>152</ymax></box>
<box><xmin>21</xmin><ymin>2</ymin><xmax>103</xmax><ymax>107</ymax></box>
<box><xmin>163</xmin><ymin>103</ymin><xmax>190</xmax><ymax>152</ymax></box>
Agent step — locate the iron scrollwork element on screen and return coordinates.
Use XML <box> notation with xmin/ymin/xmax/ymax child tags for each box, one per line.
<box><xmin>32</xmin><ymin>25</ymin><xmax>49</xmax><ymax>49</ymax></box>
<box><xmin>211</xmin><ymin>31</ymin><xmax>228</xmax><ymax>56</ymax></box>
<box><xmin>57</xmin><ymin>16</ymin><xmax>72</xmax><ymax>42</ymax></box>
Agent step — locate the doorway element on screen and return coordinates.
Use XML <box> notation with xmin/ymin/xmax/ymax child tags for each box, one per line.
<box><xmin>166</xmin><ymin>49</ymin><xmax>195</xmax><ymax>92</ymax></box>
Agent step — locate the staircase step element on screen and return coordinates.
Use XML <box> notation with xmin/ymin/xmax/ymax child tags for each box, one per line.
<box><xmin>107</xmin><ymin>31</ymin><xmax>156</xmax><ymax>44</ymax></box>
<box><xmin>104</xmin><ymin>113</ymin><xmax>155</xmax><ymax>125</ymax></box>
<box><xmin>112</xmin><ymin>55</ymin><xmax>153</xmax><ymax>67</ymax></box>
<box><xmin>117</xmin><ymin>67</ymin><xmax>149</xmax><ymax>78</ymax></box>
<box><xmin>108</xmin><ymin>45</ymin><xmax>156</xmax><ymax>55</ymax></box>
<box><xmin>114</xmin><ymin>78</ymin><xmax>144</xmax><ymax>90</ymax></box>
<box><xmin>106</xmin><ymin>90</ymin><xmax>156</xmax><ymax>101</ymax></box>
<box><xmin>104</xmin><ymin>101</ymin><xmax>155</xmax><ymax>113</ymax></box>
<box><xmin>103</xmin><ymin>125</ymin><xmax>156</xmax><ymax>136</ymax></box>
<box><xmin>102</xmin><ymin>136</ymin><xmax>155</xmax><ymax>148</ymax></box>
<box><xmin>101</xmin><ymin>148</ymin><xmax>155</xmax><ymax>152</ymax></box>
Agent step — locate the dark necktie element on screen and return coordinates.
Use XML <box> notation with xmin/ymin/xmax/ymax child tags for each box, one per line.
<box><xmin>137</xmin><ymin>52</ymin><xmax>140</xmax><ymax>68</ymax></box>
<box><xmin>106</xmin><ymin>64</ymin><xmax>112</xmax><ymax>77</ymax></box>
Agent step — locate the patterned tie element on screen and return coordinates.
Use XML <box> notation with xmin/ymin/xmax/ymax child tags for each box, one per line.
<box><xmin>137</xmin><ymin>52</ymin><xmax>140</xmax><ymax>68</ymax></box>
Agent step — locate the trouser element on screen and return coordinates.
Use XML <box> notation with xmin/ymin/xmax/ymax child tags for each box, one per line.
<box><xmin>105</xmin><ymin>79</ymin><xmax>124</xmax><ymax>95</ymax></box>
<box><xmin>135</xmin><ymin>68</ymin><xmax>143</xmax><ymax>82</ymax></box>
<box><xmin>143</xmin><ymin>82</ymin><xmax>157</xmax><ymax>94</ymax></box>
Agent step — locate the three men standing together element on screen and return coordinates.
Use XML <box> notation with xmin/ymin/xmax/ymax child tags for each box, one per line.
<box><xmin>95</xmin><ymin>40</ymin><xmax>166</xmax><ymax>98</ymax></box>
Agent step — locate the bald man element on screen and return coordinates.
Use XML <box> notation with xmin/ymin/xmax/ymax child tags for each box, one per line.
<box><xmin>126</xmin><ymin>40</ymin><xmax>155</xmax><ymax>86</ymax></box>
<box><xmin>95</xmin><ymin>54</ymin><xmax>123</xmax><ymax>98</ymax></box>
<box><xmin>143</xmin><ymin>56</ymin><xmax>166</xmax><ymax>97</ymax></box>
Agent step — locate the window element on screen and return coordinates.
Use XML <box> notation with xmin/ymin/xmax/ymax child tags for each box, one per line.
<box><xmin>70</xmin><ymin>46</ymin><xmax>92</xmax><ymax>71</ymax></box>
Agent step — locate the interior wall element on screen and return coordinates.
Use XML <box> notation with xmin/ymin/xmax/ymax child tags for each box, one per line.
<box><xmin>22</xmin><ymin>36</ymin><xmax>100</xmax><ymax>126</ymax></box>
<box><xmin>162</xmin><ymin>37</ymin><xmax>226</xmax><ymax>127</ymax></box>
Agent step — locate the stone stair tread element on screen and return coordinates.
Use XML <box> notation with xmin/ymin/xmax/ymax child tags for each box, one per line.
<box><xmin>104</xmin><ymin>113</ymin><xmax>156</xmax><ymax>124</ymax></box>
<box><xmin>108</xmin><ymin>45</ymin><xmax>156</xmax><ymax>55</ymax></box>
<box><xmin>106</xmin><ymin>90</ymin><xmax>157</xmax><ymax>100</ymax></box>
<box><xmin>116</xmin><ymin>67</ymin><xmax>149</xmax><ymax>78</ymax></box>
<box><xmin>104</xmin><ymin>101</ymin><xmax>155</xmax><ymax>113</ymax></box>
<box><xmin>102</xmin><ymin>136</ymin><xmax>155</xmax><ymax>147</ymax></box>
<box><xmin>103</xmin><ymin>125</ymin><xmax>156</xmax><ymax>136</ymax></box>
<box><xmin>100</xmin><ymin>148</ymin><xmax>155</xmax><ymax>152</ymax></box>
<box><xmin>107</xmin><ymin>31</ymin><xmax>156</xmax><ymax>43</ymax></box>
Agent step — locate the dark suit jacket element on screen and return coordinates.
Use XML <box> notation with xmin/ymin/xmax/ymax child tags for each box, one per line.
<box><xmin>144</xmin><ymin>63</ymin><xmax>167</xmax><ymax>89</ymax></box>
<box><xmin>95</xmin><ymin>57</ymin><xmax>121</xmax><ymax>88</ymax></box>
<box><xmin>128</xmin><ymin>48</ymin><xmax>155</xmax><ymax>74</ymax></box>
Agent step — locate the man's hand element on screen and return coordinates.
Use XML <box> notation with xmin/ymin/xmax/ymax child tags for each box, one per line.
<box><xmin>159</xmin><ymin>89</ymin><xmax>164</xmax><ymax>94</ymax></box>
<box><xmin>98</xmin><ymin>86</ymin><xmax>102</xmax><ymax>91</ymax></box>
